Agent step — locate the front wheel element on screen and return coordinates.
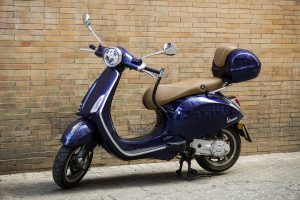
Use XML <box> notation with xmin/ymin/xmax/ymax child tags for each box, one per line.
<box><xmin>195</xmin><ymin>128</ymin><xmax>241</xmax><ymax>173</ymax></box>
<box><xmin>52</xmin><ymin>145</ymin><xmax>93</xmax><ymax>188</ymax></box>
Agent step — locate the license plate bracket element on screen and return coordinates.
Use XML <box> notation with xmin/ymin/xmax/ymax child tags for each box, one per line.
<box><xmin>239</xmin><ymin>124</ymin><xmax>252</xmax><ymax>142</ymax></box>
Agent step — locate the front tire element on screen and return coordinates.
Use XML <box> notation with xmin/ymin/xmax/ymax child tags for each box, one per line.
<box><xmin>195</xmin><ymin>128</ymin><xmax>241</xmax><ymax>173</ymax></box>
<box><xmin>53</xmin><ymin>145</ymin><xmax>93</xmax><ymax>188</ymax></box>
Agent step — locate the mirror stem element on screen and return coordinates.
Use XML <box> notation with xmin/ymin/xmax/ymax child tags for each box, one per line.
<box><xmin>142</xmin><ymin>50</ymin><xmax>164</xmax><ymax>59</ymax></box>
<box><xmin>88</xmin><ymin>26</ymin><xmax>102</xmax><ymax>45</ymax></box>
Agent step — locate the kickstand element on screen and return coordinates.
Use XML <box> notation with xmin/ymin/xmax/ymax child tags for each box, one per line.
<box><xmin>176</xmin><ymin>151</ymin><xmax>211</xmax><ymax>180</ymax></box>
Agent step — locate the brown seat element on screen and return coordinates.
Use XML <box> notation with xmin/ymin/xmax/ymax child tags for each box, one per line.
<box><xmin>213</xmin><ymin>45</ymin><xmax>237</xmax><ymax>68</ymax></box>
<box><xmin>143</xmin><ymin>78</ymin><xmax>223</xmax><ymax>110</ymax></box>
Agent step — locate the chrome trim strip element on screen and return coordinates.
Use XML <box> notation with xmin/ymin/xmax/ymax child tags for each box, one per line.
<box><xmin>166</xmin><ymin>141</ymin><xmax>186</xmax><ymax>145</ymax></box>
<box><xmin>99</xmin><ymin>69</ymin><xmax>168</xmax><ymax>157</ymax></box>
<box><xmin>137</xmin><ymin>62</ymin><xmax>146</xmax><ymax>71</ymax></box>
<box><xmin>71</xmin><ymin>121</ymin><xmax>82</xmax><ymax>134</ymax></box>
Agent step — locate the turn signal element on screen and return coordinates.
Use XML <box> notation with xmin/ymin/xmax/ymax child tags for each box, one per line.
<box><xmin>237</xmin><ymin>122</ymin><xmax>244</xmax><ymax>130</ymax></box>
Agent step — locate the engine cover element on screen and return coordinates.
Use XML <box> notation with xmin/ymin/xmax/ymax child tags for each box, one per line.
<box><xmin>210</xmin><ymin>140</ymin><xmax>230</xmax><ymax>157</ymax></box>
<box><xmin>190</xmin><ymin>139</ymin><xmax>230</xmax><ymax>157</ymax></box>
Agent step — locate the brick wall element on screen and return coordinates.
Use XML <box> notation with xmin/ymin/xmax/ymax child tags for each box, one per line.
<box><xmin>0</xmin><ymin>0</ymin><xmax>299</xmax><ymax>174</ymax></box>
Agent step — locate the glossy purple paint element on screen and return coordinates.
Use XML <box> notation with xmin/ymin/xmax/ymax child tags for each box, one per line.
<box><xmin>212</xmin><ymin>49</ymin><xmax>261</xmax><ymax>83</ymax></box>
<box><xmin>60</xmin><ymin>118</ymin><xmax>95</xmax><ymax>147</ymax></box>
<box><xmin>60</xmin><ymin>46</ymin><xmax>248</xmax><ymax>161</ymax></box>
<box><xmin>165</xmin><ymin>94</ymin><xmax>243</xmax><ymax>140</ymax></box>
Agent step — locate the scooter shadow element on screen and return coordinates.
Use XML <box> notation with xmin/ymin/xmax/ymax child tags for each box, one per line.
<box><xmin>53</xmin><ymin>170</ymin><xmax>219</xmax><ymax>193</ymax></box>
<box><xmin>9</xmin><ymin>171</ymin><xmax>220</xmax><ymax>198</ymax></box>
<box><xmin>80</xmin><ymin>171</ymin><xmax>183</xmax><ymax>189</ymax></box>
<box><xmin>80</xmin><ymin>171</ymin><xmax>218</xmax><ymax>189</ymax></box>
<box><xmin>3</xmin><ymin>170</ymin><xmax>223</xmax><ymax>199</ymax></box>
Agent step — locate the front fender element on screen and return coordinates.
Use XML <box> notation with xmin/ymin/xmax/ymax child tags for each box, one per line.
<box><xmin>61</xmin><ymin>118</ymin><xmax>97</xmax><ymax>147</ymax></box>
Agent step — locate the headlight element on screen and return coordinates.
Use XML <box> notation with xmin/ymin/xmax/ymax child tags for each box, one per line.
<box><xmin>103</xmin><ymin>47</ymin><xmax>122</xmax><ymax>67</ymax></box>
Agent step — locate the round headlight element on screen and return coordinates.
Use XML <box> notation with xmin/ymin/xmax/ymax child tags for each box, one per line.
<box><xmin>103</xmin><ymin>47</ymin><xmax>122</xmax><ymax>67</ymax></box>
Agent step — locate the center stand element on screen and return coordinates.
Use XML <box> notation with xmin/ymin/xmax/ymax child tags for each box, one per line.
<box><xmin>176</xmin><ymin>147</ymin><xmax>212</xmax><ymax>180</ymax></box>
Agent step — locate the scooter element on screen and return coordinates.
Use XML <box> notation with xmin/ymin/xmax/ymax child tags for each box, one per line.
<box><xmin>53</xmin><ymin>13</ymin><xmax>261</xmax><ymax>188</ymax></box>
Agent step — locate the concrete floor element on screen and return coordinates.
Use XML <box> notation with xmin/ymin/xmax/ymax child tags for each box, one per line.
<box><xmin>1</xmin><ymin>152</ymin><xmax>300</xmax><ymax>200</ymax></box>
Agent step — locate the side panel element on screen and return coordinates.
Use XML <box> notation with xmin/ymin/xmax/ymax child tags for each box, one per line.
<box><xmin>165</xmin><ymin>93</ymin><xmax>243</xmax><ymax>140</ymax></box>
<box><xmin>84</xmin><ymin>67</ymin><xmax>186</xmax><ymax>160</ymax></box>
<box><xmin>61</xmin><ymin>118</ymin><xmax>98</xmax><ymax>147</ymax></box>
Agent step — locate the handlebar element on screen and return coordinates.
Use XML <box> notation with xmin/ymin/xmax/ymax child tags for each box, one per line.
<box><xmin>144</xmin><ymin>66</ymin><xmax>160</xmax><ymax>75</ymax></box>
<box><xmin>82</xmin><ymin>44</ymin><xmax>162</xmax><ymax>76</ymax></box>
<box><xmin>81</xmin><ymin>44</ymin><xmax>165</xmax><ymax>113</ymax></box>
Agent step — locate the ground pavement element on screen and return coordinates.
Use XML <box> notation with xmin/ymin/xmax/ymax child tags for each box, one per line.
<box><xmin>0</xmin><ymin>152</ymin><xmax>299</xmax><ymax>200</ymax></box>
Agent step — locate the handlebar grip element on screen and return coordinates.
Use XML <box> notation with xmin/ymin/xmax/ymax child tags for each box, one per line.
<box><xmin>144</xmin><ymin>66</ymin><xmax>160</xmax><ymax>74</ymax></box>
<box><xmin>89</xmin><ymin>44</ymin><xmax>97</xmax><ymax>50</ymax></box>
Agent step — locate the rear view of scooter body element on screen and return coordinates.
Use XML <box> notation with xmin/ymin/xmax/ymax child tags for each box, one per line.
<box><xmin>53</xmin><ymin>13</ymin><xmax>260</xmax><ymax>188</ymax></box>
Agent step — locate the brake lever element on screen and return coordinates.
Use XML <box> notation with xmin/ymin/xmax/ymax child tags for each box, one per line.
<box><xmin>141</xmin><ymin>69</ymin><xmax>156</xmax><ymax>79</ymax></box>
<box><xmin>80</xmin><ymin>48</ymin><xmax>95</xmax><ymax>53</ymax></box>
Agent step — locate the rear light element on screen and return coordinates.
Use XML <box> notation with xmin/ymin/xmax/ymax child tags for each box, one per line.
<box><xmin>229</xmin><ymin>96</ymin><xmax>240</xmax><ymax>108</ymax></box>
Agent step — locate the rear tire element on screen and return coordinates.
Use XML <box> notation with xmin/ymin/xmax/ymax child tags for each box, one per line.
<box><xmin>195</xmin><ymin>128</ymin><xmax>241</xmax><ymax>173</ymax></box>
<box><xmin>53</xmin><ymin>145</ymin><xmax>93</xmax><ymax>188</ymax></box>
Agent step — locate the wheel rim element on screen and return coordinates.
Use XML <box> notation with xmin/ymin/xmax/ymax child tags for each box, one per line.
<box><xmin>204</xmin><ymin>129</ymin><xmax>237</xmax><ymax>166</ymax></box>
<box><xmin>64</xmin><ymin>146</ymin><xmax>92</xmax><ymax>183</ymax></box>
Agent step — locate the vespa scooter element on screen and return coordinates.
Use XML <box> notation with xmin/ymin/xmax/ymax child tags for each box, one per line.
<box><xmin>52</xmin><ymin>13</ymin><xmax>261</xmax><ymax>188</ymax></box>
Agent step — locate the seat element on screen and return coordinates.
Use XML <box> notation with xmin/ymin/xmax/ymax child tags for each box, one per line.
<box><xmin>143</xmin><ymin>78</ymin><xmax>223</xmax><ymax>110</ymax></box>
<box><xmin>213</xmin><ymin>45</ymin><xmax>237</xmax><ymax>68</ymax></box>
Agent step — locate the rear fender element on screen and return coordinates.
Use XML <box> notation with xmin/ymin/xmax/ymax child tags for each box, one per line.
<box><xmin>61</xmin><ymin>118</ymin><xmax>99</xmax><ymax>147</ymax></box>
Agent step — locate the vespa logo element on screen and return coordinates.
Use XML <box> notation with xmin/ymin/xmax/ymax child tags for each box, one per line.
<box><xmin>227</xmin><ymin>117</ymin><xmax>238</xmax><ymax>124</ymax></box>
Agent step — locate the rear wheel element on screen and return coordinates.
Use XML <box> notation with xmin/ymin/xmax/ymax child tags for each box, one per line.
<box><xmin>53</xmin><ymin>145</ymin><xmax>93</xmax><ymax>188</ymax></box>
<box><xmin>195</xmin><ymin>128</ymin><xmax>241</xmax><ymax>173</ymax></box>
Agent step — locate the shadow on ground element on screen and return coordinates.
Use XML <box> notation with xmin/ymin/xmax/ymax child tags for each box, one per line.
<box><xmin>1</xmin><ymin>170</ymin><xmax>218</xmax><ymax>198</ymax></box>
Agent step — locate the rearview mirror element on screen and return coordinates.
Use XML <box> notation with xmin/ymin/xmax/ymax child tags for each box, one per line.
<box><xmin>142</xmin><ymin>43</ymin><xmax>177</xmax><ymax>59</ymax></box>
<box><xmin>163</xmin><ymin>43</ymin><xmax>176</xmax><ymax>56</ymax></box>
<box><xmin>82</xmin><ymin>13</ymin><xmax>103</xmax><ymax>44</ymax></box>
<box><xmin>83</xmin><ymin>13</ymin><xmax>91</xmax><ymax>29</ymax></box>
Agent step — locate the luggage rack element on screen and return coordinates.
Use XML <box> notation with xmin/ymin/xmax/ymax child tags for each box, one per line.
<box><xmin>209</xmin><ymin>82</ymin><xmax>231</xmax><ymax>94</ymax></box>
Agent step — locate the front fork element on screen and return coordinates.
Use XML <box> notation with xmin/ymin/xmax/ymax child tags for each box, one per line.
<box><xmin>76</xmin><ymin>141</ymin><xmax>97</xmax><ymax>170</ymax></box>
